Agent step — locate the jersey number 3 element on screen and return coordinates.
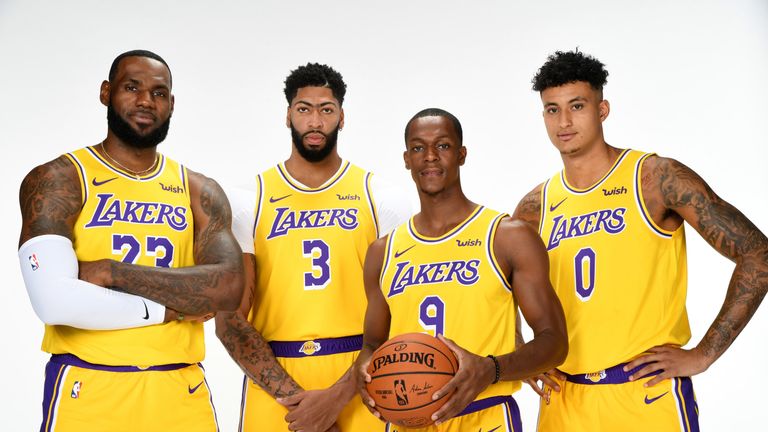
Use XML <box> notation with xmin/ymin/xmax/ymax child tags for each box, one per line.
<box><xmin>303</xmin><ymin>239</ymin><xmax>331</xmax><ymax>290</ymax></box>
<box><xmin>112</xmin><ymin>234</ymin><xmax>175</xmax><ymax>268</ymax></box>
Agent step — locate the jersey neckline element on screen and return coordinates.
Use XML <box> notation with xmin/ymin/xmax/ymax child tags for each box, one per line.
<box><xmin>85</xmin><ymin>145</ymin><xmax>166</xmax><ymax>181</ymax></box>
<box><xmin>408</xmin><ymin>205</ymin><xmax>485</xmax><ymax>243</ymax></box>
<box><xmin>276</xmin><ymin>160</ymin><xmax>351</xmax><ymax>193</ymax></box>
<box><xmin>559</xmin><ymin>148</ymin><xmax>631</xmax><ymax>194</ymax></box>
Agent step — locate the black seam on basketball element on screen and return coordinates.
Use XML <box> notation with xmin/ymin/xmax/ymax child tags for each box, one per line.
<box><xmin>377</xmin><ymin>393</ymin><xmax>451</xmax><ymax>412</ymax></box>
<box><xmin>369</xmin><ymin>371</ymin><xmax>455</xmax><ymax>379</ymax></box>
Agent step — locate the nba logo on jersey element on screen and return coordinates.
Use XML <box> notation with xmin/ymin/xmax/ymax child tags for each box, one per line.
<box><xmin>71</xmin><ymin>381</ymin><xmax>82</xmax><ymax>399</ymax></box>
<box><xmin>585</xmin><ymin>370</ymin><xmax>607</xmax><ymax>383</ymax></box>
<box><xmin>299</xmin><ymin>341</ymin><xmax>321</xmax><ymax>355</ymax></box>
<box><xmin>28</xmin><ymin>253</ymin><xmax>40</xmax><ymax>271</ymax></box>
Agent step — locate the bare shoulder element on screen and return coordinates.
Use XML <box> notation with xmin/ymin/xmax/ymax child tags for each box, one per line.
<box><xmin>187</xmin><ymin>168</ymin><xmax>232</xmax><ymax>221</ymax></box>
<box><xmin>511</xmin><ymin>183</ymin><xmax>544</xmax><ymax>229</ymax></box>
<box><xmin>640</xmin><ymin>154</ymin><xmax>712</xmax><ymax>207</ymax></box>
<box><xmin>18</xmin><ymin>155</ymin><xmax>82</xmax><ymax>245</ymax></box>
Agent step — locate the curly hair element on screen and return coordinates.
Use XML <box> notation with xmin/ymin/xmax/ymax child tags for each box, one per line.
<box><xmin>404</xmin><ymin>108</ymin><xmax>463</xmax><ymax>145</ymax></box>
<box><xmin>532</xmin><ymin>50</ymin><xmax>608</xmax><ymax>92</ymax></box>
<box><xmin>284</xmin><ymin>63</ymin><xmax>347</xmax><ymax>106</ymax></box>
<box><xmin>109</xmin><ymin>50</ymin><xmax>171</xmax><ymax>86</ymax></box>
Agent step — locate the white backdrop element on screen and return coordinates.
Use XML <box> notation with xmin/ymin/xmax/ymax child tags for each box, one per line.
<box><xmin>1</xmin><ymin>1</ymin><xmax>766</xmax><ymax>430</ymax></box>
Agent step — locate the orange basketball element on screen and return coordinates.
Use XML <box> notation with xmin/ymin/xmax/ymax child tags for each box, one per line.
<box><xmin>366</xmin><ymin>332</ymin><xmax>459</xmax><ymax>428</ymax></box>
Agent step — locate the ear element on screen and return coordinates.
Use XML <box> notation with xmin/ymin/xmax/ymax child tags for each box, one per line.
<box><xmin>338</xmin><ymin>108</ymin><xmax>345</xmax><ymax>130</ymax></box>
<box><xmin>458</xmin><ymin>146</ymin><xmax>467</xmax><ymax>166</ymax></box>
<box><xmin>170</xmin><ymin>94</ymin><xmax>175</xmax><ymax>115</ymax></box>
<box><xmin>599</xmin><ymin>99</ymin><xmax>610</xmax><ymax>121</ymax></box>
<box><xmin>403</xmin><ymin>150</ymin><xmax>410</xmax><ymax>170</ymax></box>
<box><xmin>285</xmin><ymin>106</ymin><xmax>291</xmax><ymax>128</ymax></box>
<box><xmin>99</xmin><ymin>80</ymin><xmax>110</xmax><ymax>106</ymax></box>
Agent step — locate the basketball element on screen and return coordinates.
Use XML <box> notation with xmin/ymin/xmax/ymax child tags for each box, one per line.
<box><xmin>366</xmin><ymin>332</ymin><xmax>459</xmax><ymax>428</ymax></box>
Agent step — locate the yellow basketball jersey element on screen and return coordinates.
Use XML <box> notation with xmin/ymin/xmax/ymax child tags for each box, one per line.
<box><xmin>379</xmin><ymin>205</ymin><xmax>521</xmax><ymax>400</ymax></box>
<box><xmin>251</xmin><ymin>161</ymin><xmax>379</xmax><ymax>341</ymax></box>
<box><xmin>539</xmin><ymin>149</ymin><xmax>689</xmax><ymax>374</ymax></box>
<box><xmin>42</xmin><ymin>145</ymin><xmax>201</xmax><ymax>366</ymax></box>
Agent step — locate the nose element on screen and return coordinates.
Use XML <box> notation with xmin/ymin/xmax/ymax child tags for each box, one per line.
<box><xmin>424</xmin><ymin>145</ymin><xmax>439</xmax><ymax>162</ymax></box>
<box><xmin>559</xmin><ymin>110</ymin><xmax>572</xmax><ymax>129</ymax></box>
<box><xmin>308</xmin><ymin>110</ymin><xmax>322</xmax><ymax>129</ymax></box>
<box><xmin>136</xmin><ymin>90</ymin><xmax>155</xmax><ymax>109</ymax></box>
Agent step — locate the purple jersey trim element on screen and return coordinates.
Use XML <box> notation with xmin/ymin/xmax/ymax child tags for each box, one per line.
<box><xmin>268</xmin><ymin>334</ymin><xmax>363</xmax><ymax>358</ymax></box>
<box><xmin>454</xmin><ymin>395</ymin><xmax>522</xmax><ymax>431</ymax></box>
<box><xmin>634</xmin><ymin>153</ymin><xmax>673</xmax><ymax>238</ymax></box>
<box><xmin>539</xmin><ymin>178</ymin><xmax>550</xmax><ymax>236</ymax></box>
<box><xmin>675</xmin><ymin>377</ymin><xmax>700</xmax><ymax>432</ymax></box>
<box><xmin>564</xmin><ymin>361</ymin><xmax>662</xmax><ymax>385</ymax></box>
<box><xmin>276</xmin><ymin>161</ymin><xmax>351</xmax><ymax>193</ymax></box>
<box><xmin>486</xmin><ymin>213</ymin><xmax>513</xmax><ymax>292</ymax></box>
<box><xmin>364</xmin><ymin>172</ymin><xmax>380</xmax><ymax>238</ymax></box>
<box><xmin>560</xmin><ymin>148</ymin><xmax>631</xmax><ymax>194</ymax></box>
<box><xmin>86</xmin><ymin>146</ymin><xmax>166</xmax><ymax>181</ymax></box>
<box><xmin>41</xmin><ymin>359</ymin><xmax>67</xmax><ymax>432</ymax></box>
<box><xmin>49</xmin><ymin>354</ymin><xmax>192</xmax><ymax>372</ymax></box>
<box><xmin>408</xmin><ymin>206</ymin><xmax>485</xmax><ymax>243</ymax></box>
<box><xmin>66</xmin><ymin>152</ymin><xmax>89</xmax><ymax>204</ymax></box>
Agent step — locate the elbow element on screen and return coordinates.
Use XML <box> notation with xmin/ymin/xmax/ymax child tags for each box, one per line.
<box><xmin>552</xmin><ymin>330</ymin><xmax>569</xmax><ymax>367</ymax></box>
<box><xmin>214</xmin><ymin>265</ymin><xmax>244</xmax><ymax>312</ymax></box>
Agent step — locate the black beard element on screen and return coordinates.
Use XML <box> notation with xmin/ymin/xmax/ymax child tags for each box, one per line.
<box><xmin>290</xmin><ymin>124</ymin><xmax>339</xmax><ymax>162</ymax></box>
<box><xmin>107</xmin><ymin>104</ymin><xmax>171</xmax><ymax>149</ymax></box>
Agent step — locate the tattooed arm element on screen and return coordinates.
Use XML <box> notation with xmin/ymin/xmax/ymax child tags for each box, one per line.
<box><xmin>79</xmin><ymin>170</ymin><xmax>244</xmax><ymax>314</ymax></box>
<box><xmin>18</xmin><ymin>157</ymin><xmax>172</xmax><ymax>328</ymax></box>
<box><xmin>625</xmin><ymin>156</ymin><xmax>768</xmax><ymax>386</ymax></box>
<box><xmin>512</xmin><ymin>183</ymin><xmax>543</xmax><ymax>230</ymax></box>
<box><xmin>215</xmin><ymin>253</ymin><xmax>302</xmax><ymax>398</ymax></box>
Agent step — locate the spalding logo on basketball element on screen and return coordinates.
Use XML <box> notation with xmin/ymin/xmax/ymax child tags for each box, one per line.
<box><xmin>366</xmin><ymin>332</ymin><xmax>459</xmax><ymax>428</ymax></box>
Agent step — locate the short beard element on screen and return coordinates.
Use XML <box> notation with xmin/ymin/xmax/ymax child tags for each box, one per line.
<box><xmin>290</xmin><ymin>124</ymin><xmax>339</xmax><ymax>163</ymax></box>
<box><xmin>107</xmin><ymin>104</ymin><xmax>171</xmax><ymax>149</ymax></box>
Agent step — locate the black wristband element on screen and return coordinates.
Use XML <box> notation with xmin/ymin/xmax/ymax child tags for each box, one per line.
<box><xmin>486</xmin><ymin>354</ymin><xmax>500</xmax><ymax>384</ymax></box>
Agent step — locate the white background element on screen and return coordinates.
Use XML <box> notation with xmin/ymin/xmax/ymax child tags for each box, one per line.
<box><xmin>1</xmin><ymin>1</ymin><xmax>766</xmax><ymax>430</ymax></box>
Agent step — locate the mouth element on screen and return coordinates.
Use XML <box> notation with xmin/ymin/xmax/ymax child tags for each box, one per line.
<box><xmin>557</xmin><ymin>131</ymin><xmax>577</xmax><ymax>142</ymax></box>
<box><xmin>303</xmin><ymin>132</ymin><xmax>326</xmax><ymax>146</ymax></box>
<box><xmin>420</xmin><ymin>168</ymin><xmax>443</xmax><ymax>177</ymax></box>
<box><xmin>131</xmin><ymin>111</ymin><xmax>157</xmax><ymax>128</ymax></box>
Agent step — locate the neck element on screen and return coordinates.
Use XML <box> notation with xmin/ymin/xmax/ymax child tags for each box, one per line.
<box><xmin>100</xmin><ymin>133</ymin><xmax>159</xmax><ymax>174</ymax></box>
<box><xmin>414</xmin><ymin>187</ymin><xmax>476</xmax><ymax>237</ymax></box>
<box><xmin>284</xmin><ymin>148</ymin><xmax>342</xmax><ymax>188</ymax></box>
<box><xmin>561</xmin><ymin>143</ymin><xmax>622</xmax><ymax>189</ymax></box>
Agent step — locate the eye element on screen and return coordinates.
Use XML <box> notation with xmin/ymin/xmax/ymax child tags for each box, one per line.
<box><xmin>437</xmin><ymin>143</ymin><xmax>450</xmax><ymax>150</ymax></box>
<box><xmin>152</xmin><ymin>90</ymin><xmax>167</xmax><ymax>98</ymax></box>
<box><xmin>297</xmin><ymin>107</ymin><xmax>309</xmax><ymax>113</ymax></box>
<box><xmin>545</xmin><ymin>107</ymin><xmax>558</xmax><ymax>114</ymax></box>
<box><xmin>411</xmin><ymin>145</ymin><xmax>423</xmax><ymax>152</ymax></box>
<box><xmin>125</xmin><ymin>84</ymin><xmax>138</xmax><ymax>92</ymax></box>
<box><xmin>571</xmin><ymin>103</ymin><xmax>584</xmax><ymax>111</ymax></box>
<box><xmin>321</xmin><ymin>107</ymin><xmax>334</xmax><ymax>114</ymax></box>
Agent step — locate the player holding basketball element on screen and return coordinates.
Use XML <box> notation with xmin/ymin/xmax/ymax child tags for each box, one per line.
<box><xmin>18</xmin><ymin>50</ymin><xmax>243</xmax><ymax>431</ymax></box>
<box><xmin>514</xmin><ymin>50</ymin><xmax>768</xmax><ymax>431</ymax></box>
<box><xmin>215</xmin><ymin>63</ymin><xmax>410</xmax><ymax>432</ymax></box>
<box><xmin>356</xmin><ymin>108</ymin><xmax>569</xmax><ymax>431</ymax></box>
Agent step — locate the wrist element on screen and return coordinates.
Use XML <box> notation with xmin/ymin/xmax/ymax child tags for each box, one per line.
<box><xmin>486</xmin><ymin>354</ymin><xmax>500</xmax><ymax>384</ymax></box>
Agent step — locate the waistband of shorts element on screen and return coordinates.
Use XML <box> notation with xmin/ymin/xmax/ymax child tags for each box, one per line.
<box><xmin>564</xmin><ymin>362</ymin><xmax>662</xmax><ymax>385</ymax></box>
<box><xmin>50</xmin><ymin>354</ymin><xmax>193</xmax><ymax>372</ymax></box>
<box><xmin>269</xmin><ymin>334</ymin><xmax>363</xmax><ymax>358</ymax></box>
<box><xmin>458</xmin><ymin>395</ymin><xmax>516</xmax><ymax>417</ymax></box>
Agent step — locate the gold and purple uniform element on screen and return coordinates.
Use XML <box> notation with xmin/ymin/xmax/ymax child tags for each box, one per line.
<box><xmin>537</xmin><ymin>149</ymin><xmax>698</xmax><ymax>432</ymax></box>
<box><xmin>239</xmin><ymin>161</ymin><xmax>381</xmax><ymax>431</ymax></box>
<box><xmin>40</xmin><ymin>145</ymin><xmax>217</xmax><ymax>432</ymax></box>
<box><xmin>379</xmin><ymin>206</ymin><xmax>522</xmax><ymax>432</ymax></box>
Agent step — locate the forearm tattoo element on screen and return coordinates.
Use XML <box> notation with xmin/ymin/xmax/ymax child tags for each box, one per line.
<box><xmin>658</xmin><ymin>158</ymin><xmax>768</xmax><ymax>359</ymax></box>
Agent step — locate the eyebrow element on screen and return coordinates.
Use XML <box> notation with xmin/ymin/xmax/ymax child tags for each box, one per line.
<box><xmin>544</xmin><ymin>96</ymin><xmax>588</xmax><ymax>107</ymax></box>
<box><xmin>294</xmin><ymin>100</ymin><xmax>338</xmax><ymax>108</ymax></box>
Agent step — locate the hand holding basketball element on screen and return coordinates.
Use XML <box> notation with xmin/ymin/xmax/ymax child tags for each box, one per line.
<box><xmin>428</xmin><ymin>334</ymin><xmax>498</xmax><ymax>426</ymax></box>
<box><xmin>365</xmin><ymin>333</ymin><xmax>459</xmax><ymax>428</ymax></box>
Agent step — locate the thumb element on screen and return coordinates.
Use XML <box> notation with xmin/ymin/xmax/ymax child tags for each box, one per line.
<box><xmin>276</xmin><ymin>392</ymin><xmax>303</xmax><ymax>407</ymax></box>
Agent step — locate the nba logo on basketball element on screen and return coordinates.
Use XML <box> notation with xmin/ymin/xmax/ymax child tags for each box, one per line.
<box><xmin>28</xmin><ymin>254</ymin><xmax>40</xmax><ymax>271</ymax></box>
<box><xmin>71</xmin><ymin>381</ymin><xmax>82</xmax><ymax>399</ymax></box>
<box><xmin>394</xmin><ymin>379</ymin><xmax>408</xmax><ymax>406</ymax></box>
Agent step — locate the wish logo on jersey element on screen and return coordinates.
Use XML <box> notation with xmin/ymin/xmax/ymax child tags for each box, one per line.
<box><xmin>387</xmin><ymin>259</ymin><xmax>481</xmax><ymax>297</ymax></box>
<box><xmin>266</xmin><ymin>207</ymin><xmax>359</xmax><ymax>239</ymax></box>
<box><xmin>547</xmin><ymin>207</ymin><xmax>626</xmax><ymax>250</ymax></box>
<box><xmin>84</xmin><ymin>193</ymin><xmax>188</xmax><ymax>231</ymax></box>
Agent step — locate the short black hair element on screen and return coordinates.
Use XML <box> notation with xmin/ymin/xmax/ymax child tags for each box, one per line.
<box><xmin>108</xmin><ymin>49</ymin><xmax>172</xmax><ymax>86</ymax></box>
<box><xmin>404</xmin><ymin>108</ymin><xmax>463</xmax><ymax>145</ymax></box>
<box><xmin>284</xmin><ymin>63</ymin><xmax>347</xmax><ymax>106</ymax></box>
<box><xmin>532</xmin><ymin>50</ymin><xmax>608</xmax><ymax>92</ymax></box>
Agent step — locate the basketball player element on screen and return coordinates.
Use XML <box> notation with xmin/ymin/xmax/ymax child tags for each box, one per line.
<box><xmin>215</xmin><ymin>63</ymin><xmax>410</xmax><ymax>432</ymax></box>
<box><xmin>514</xmin><ymin>50</ymin><xmax>768</xmax><ymax>431</ymax></box>
<box><xmin>17</xmin><ymin>50</ymin><xmax>243</xmax><ymax>431</ymax></box>
<box><xmin>355</xmin><ymin>109</ymin><xmax>569</xmax><ymax>431</ymax></box>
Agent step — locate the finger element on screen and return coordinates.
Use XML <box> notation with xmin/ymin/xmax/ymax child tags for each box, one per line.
<box><xmin>628</xmin><ymin>363</ymin><xmax>664</xmax><ymax>381</ymax></box>
<box><xmin>431</xmin><ymin>394</ymin><xmax>460</xmax><ymax>425</ymax></box>
<box><xmin>276</xmin><ymin>393</ymin><xmax>302</xmax><ymax>407</ymax></box>
<box><xmin>431</xmin><ymin>376</ymin><xmax>458</xmax><ymax>400</ymax></box>
<box><xmin>540</xmin><ymin>374</ymin><xmax>561</xmax><ymax>392</ymax></box>
<box><xmin>549</xmin><ymin>369</ymin><xmax>567</xmax><ymax>382</ymax></box>
<box><xmin>524</xmin><ymin>378</ymin><xmax>547</xmax><ymax>398</ymax></box>
<box><xmin>624</xmin><ymin>356</ymin><xmax>657</xmax><ymax>372</ymax></box>
<box><xmin>436</xmin><ymin>334</ymin><xmax>462</xmax><ymax>359</ymax></box>
<box><xmin>359</xmin><ymin>386</ymin><xmax>376</xmax><ymax>408</ymax></box>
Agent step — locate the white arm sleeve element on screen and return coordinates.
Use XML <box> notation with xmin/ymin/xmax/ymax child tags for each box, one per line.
<box><xmin>370</xmin><ymin>175</ymin><xmax>416</xmax><ymax>236</ymax></box>
<box><xmin>225</xmin><ymin>186</ymin><xmax>256</xmax><ymax>254</ymax></box>
<box><xmin>19</xmin><ymin>235</ymin><xmax>165</xmax><ymax>330</ymax></box>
